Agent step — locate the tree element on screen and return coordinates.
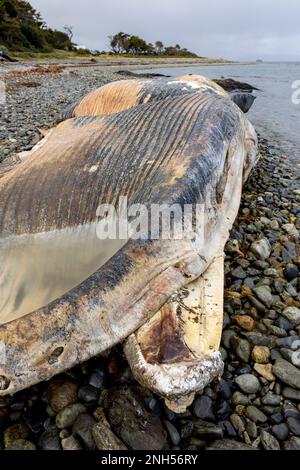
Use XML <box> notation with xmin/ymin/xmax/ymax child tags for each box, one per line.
<box><xmin>127</xmin><ymin>35</ymin><xmax>149</xmax><ymax>54</ymax></box>
<box><xmin>109</xmin><ymin>32</ymin><xmax>130</xmax><ymax>53</ymax></box>
<box><xmin>155</xmin><ymin>40</ymin><xmax>164</xmax><ymax>54</ymax></box>
<box><xmin>0</xmin><ymin>0</ymin><xmax>74</xmax><ymax>51</ymax></box>
<box><xmin>64</xmin><ymin>25</ymin><xmax>73</xmax><ymax>42</ymax></box>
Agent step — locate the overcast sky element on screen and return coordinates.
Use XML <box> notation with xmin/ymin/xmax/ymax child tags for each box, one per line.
<box><xmin>30</xmin><ymin>0</ymin><xmax>300</xmax><ymax>61</ymax></box>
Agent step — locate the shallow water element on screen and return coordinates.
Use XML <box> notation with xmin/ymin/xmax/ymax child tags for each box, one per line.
<box><xmin>138</xmin><ymin>62</ymin><xmax>300</xmax><ymax>161</ymax></box>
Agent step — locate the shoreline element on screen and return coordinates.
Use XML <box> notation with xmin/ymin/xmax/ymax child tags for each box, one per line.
<box><xmin>0</xmin><ymin>67</ymin><xmax>300</xmax><ymax>451</ymax></box>
<box><xmin>0</xmin><ymin>57</ymin><xmax>255</xmax><ymax>75</ymax></box>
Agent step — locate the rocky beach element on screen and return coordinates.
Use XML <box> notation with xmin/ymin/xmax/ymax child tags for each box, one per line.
<box><xmin>0</xmin><ymin>63</ymin><xmax>300</xmax><ymax>451</ymax></box>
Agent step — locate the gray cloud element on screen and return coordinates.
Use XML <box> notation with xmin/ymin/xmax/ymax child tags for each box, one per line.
<box><xmin>30</xmin><ymin>0</ymin><xmax>300</xmax><ymax>60</ymax></box>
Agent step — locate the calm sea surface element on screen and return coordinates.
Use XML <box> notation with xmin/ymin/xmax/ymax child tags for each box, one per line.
<box><xmin>139</xmin><ymin>62</ymin><xmax>300</xmax><ymax>160</ymax></box>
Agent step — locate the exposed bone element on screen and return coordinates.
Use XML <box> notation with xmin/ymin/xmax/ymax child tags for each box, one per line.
<box><xmin>124</xmin><ymin>254</ymin><xmax>224</xmax><ymax>412</ymax></box>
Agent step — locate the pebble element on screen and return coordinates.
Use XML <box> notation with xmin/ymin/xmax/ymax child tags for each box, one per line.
<box><xmin>230</xmin><ymin>413</ymin><xmax>245</xmax><ymax>432</ymax></box>
<box><xmin>253</xmin><ymin>285</ymin><xmax>273</xmax><ymax>308</ymax></box>
<box><xmin>234</xmin><ymin>315</ymin><xmax>255</xmax><ymax>331</ymax></box>
<box><xmin>3</xmin><ymin>424</ymin><xmax>29</xmax><ymax>449</ymax></box>
<box><xmin>78</xmin><ymin>385</ymin><xmax>99</xmax><ymax>404</ymax></box>
<box><xmin>251</xmin><ymin>346</ymin><xmax>270</xmax><ymax>363</ymax></box>
<box><xmin>46</xmin><ymin>379</ymin><xmax>78</xmax><ymax>413</ymax></box>
<box><xmin>61</xmin><ymin>435</ymin><xmax>83</xmax><ymax>450</ymax></box>
<box><xmin>232</xmin><ymin>391</ymin><xmax>251</xmax><ymax>406</ymax></box>
<box><xmin>105</xmin><ymin>386</ymin><xmax>167</xmax><ymax>450</ymax></box>
<box><xmin>250</xmin><ymin>238</ymin><xmax>271</xmax><ymax>260</ymax></box>
<box><xmin>193</xmin><ymin>395</ymin><xmax>215</xmax><ymax>421</ymax></box>
<box><xmin>282</xmin><ymin>387</ymin><xmax>300</xmax><ymax>401</ymax></box>
<box><xmin>260</xmin><ymin>430</ymin><xmax>280</xmax><ymax>450</ymax></box>
<box><xmin>286</xmin><ymin>416</ymin><xmax>300</xmax><ymax>436</ymax></box>
<box><xmin>192</xmin><ymin>421</ymin><xmax>223</xmax><ymax>439</ymax></box>
<box><xmin>231</xmin><ymin>336</ymin><xmax>251</xmax><ymax>363</ymax></box>
<box><xmin>283</xmin><ymin>436</ymin><xmax>300</xmax><ymax>450</ymax></box>
<box><xmin>38</xmin><ymin>427</ymin><xmax>61</xmax><ymax>450</ymax></box>
<box><xmin>235</xmin><ymin>374</ymin><xmax>260</xmax><ymax>394</ymax></box>
<box><xmin>55</xmin><ymin>403</ymin><xmax>86</xmax><ymax>429</ymax></box>
<box><xmin>282</xmin><ymin>307</ymin><xmax>300</xmax><ymax>327</ymax></box>
<box><xmin>5</xmin><ymin>439</ymin><xmax>36</xmax><ymax>450</ymax></box>
<box><xmin>245</xmin><ymin>406</ymin><xmax>268</xmax><ymax>423</ymax></box>
<box><xmin>207</xmin><ymin>439</ymin><xmax>256</xmax><ymax>450</ymax></box>
<box><xmin>72</xmin><ymin>413</ymin><xmax>96</xmax><ymax>450</ymax></box>
<box><xmin>261</xmin><ymin>394</ymin><xmax>281</xmax><ymax>406</ymax></box>
<box><xmin>271</xmin><ymin>423</ymin><xmax>289</xmax><ymax>441</ymax></box>
<box><xmin>163</xmin><ymin>420</ymin><xmax>181</xmax><ymax>446</ymax></box>
<box><xmin>92</xmin><ymin>409</ymin><xmax>127</xmax><ymax>450</ymax></box>
<box><xmin>272</xmin><ymin>359</ymin><xmax>300</xmax><ymax>389</ymax></box>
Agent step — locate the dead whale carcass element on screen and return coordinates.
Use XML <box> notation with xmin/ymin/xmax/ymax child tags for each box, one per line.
<box><xmin>0</xmin><ymin>77</ymin><xmax>258</xmax><ymax>411</ymax></box>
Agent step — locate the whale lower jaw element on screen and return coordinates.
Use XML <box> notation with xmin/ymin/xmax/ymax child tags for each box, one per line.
<box><xmin>124</xmin><ymin>254</ymin><xmax>225</xmax><ymax>412</ymax></box>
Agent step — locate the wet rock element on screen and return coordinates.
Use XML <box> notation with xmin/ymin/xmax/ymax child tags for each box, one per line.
<box><xmin>3</xmin><ymin>423</ymin><xmax>29</xmax><ymax>449</ymax></box>
<box><xmin>78</xmin><ymin>385</ymin><xmax>99</xmax><ymax>404</ymax></box>
<box><xmin>207</xmin><ymin>439</ymin><xmax>255</xmax><ymax>450</ymax></box>
<box><xmin>243</xmin><ymin>332</ymin><xmax>272</xmax><ymax>347</ymax></box>
<box><xmin>253</xmin><ymin>285</ymin><xmax>273</xmax><ymax>308</ymax></box>
<box><xmin>245</xmin><ymin>420</ymin><xmax>257</xmax><ymax>439</ymax></box>
<box><xmin>251</xmin><ymin>346</ymin><xmax>270</xmax><ymax>364</ymax></box>
<box><xmin>271</xmin><ymin>423</ymin><xmax>289</xmax><ymax>441</ymax></box>
<box><xmin>180</xmin><ymin>421</ymin><xmax>194</xmax><ymax>439</ymax></box>
<box><xmin>233</xmin><ymin>315</ymin><xmax>255</xmax><ymax>331</ymax></box>
<box><xmin>276</xmin><ymin>336</ymin><xmax>300</xmax><ymax>349</ymax></box>
<box><xmin>282</xmin><ymin>387</ymin><xmax>300</xmax><ymax>401</ymax></box>
<box><xmin>56</xmin><ymin>403</ymin><xmax>86</xmax><ymax>429</ymax></box>
<box><xmin>231</xmin><ymin>336</ymin><xmax>251</xmax><ymax>363</ymax></box>
<box><xmin>282</xmin><ymin>307</ymin><xmax>300</xmax><ymax>327</ymax></box>
<box><xmin>88</xmin><ymin>369</ymin><xmax>105</xmax><ymax>389</ymax></box>
<box><xmin>72</xmin><ymin>413</ymin><xmax>96</xmax><ymax>450</ymax></box>
<box><xmin>287</xmin><ymin>416</ymin><xmax>300</xmax><ymax>436</ymax></box>
<box><xmin>216</xmin><ymin>399</ymin><xmax>231</xmax><ymax>420</ymax></box>
<box><xmin>282</xmin><ymin>223</ymin><xmax>299</xmax><ymax>238</ymax></box>
<box><xmin>193</xmin><ymin>396</ymin><xmax>215</xmax><ymax>421</ymax></box>
<box><xmin>250</xmin><ymin>238</ymin><xmax>271</xmax><ymax>260</ymax></box>
<box><xmin>230</xmin><ymin>413</ymin><xmax>245</xmax><ymax>432</ymax></box>
<box><xmin>192</xmin><ymin>420</ymin><xmax>223</xmax><ymax>440</ymax></box>
<box><xmin>245</xmin><ymin>406</ymin><xmax>267</xmax><ymax>423</ymax></box>
<box><xmin>46</xmin><ymin>379</ymin><xmax>78</xmax><ymax>413</ymax></box>
<box><xmin>270</xmin><ymin>413</ymin><xmax>284</xmax><ymax>425</ymax></box>
<box><xmin>38</xmin><ymin>427</ymin><xmax>61</xmax><ymax>450</ymax></box>
<box><xmin>5</xmin><ymin>439</ymin><xmax>36</xmax><ymax>450</ymax></box>
<box><xmin>280</xmin><ymin>347</ymin><xmax>300</xmax><ymax>367</ymax></box>
<box><xmin>222</xmin><ymin>330</ymin><xmax>236</xmax><ymax>349</ymax></box>
<box><xmin>235</xmin><ymin>374</ymin><xmax>260</xmax><ymax>394</ymax></box>
<box><xmin>61</xmin><ymin>435</ymin><xmax>83</xmax><ymax>450</ymax></box>
<box><xmin>261</xmin><ymin>394</ymin><xmax>281</xmax><ymax>406</ymax></box>
<box><xmin>232</xmin><ymin>391</ymin><xmax>251</xmax><ymax>406</ymax></box>
<box><xmin>260</xmin><ymin>430</ymin><xmax>280</xmax><ymax>450</ymax></box>
<box><xmin>216</xmin><ymin>379</ymin><xmax>232</xmax><ymax>399</ymax></box>
<box><xmin>105</xmin><ymin>386</ymin><xmax>167</xmax><ymax>450</ymax></box>
<box><xmin>273</xmin><ymin>359</ymin><xmax>300</xmax><ymax>389</ymax></box>
<box><xmin>163</xmin><ymin>420</ymin><xmax>181</xmax><ymax>446</ymax></box>
<box><xmin>283</xmin><ymin>401</ymin><xmax>299</xmax><ymax>419</ymax></box>
<box><xmin>283</xmin><ymin>436</ymin><xmax>300</xmax><ymax>450</ymax></box>
<box><xmin>23</xmin><ymin>401</ymin><xmax>47</xmax><ymax>434</ymax></box>
<box><xmin>231</xmin><ymin>266</ymin><xmax>247</xmax><ymax>279</ymax></box>
<box><xmin>92</xmin><ymin>409</ymin><xmax>127</xmax><ymax>450</ymax></box>
<box><xmin>284</xmin><ymin>264</ymin><xmax>299</xmax><ymax>282</ymax></box>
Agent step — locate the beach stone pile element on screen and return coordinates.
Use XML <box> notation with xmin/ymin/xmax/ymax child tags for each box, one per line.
<box><xmin>0</xmin><ymin>65</ymin><xmax>129</xmax><ymax>161</ymax></box>
<box><xmin>0</xmin><ymin>68</ymin><xmax>299</xmax><ymax>450</ymax></box>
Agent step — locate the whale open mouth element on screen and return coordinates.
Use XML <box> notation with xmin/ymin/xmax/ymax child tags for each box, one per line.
<box><xmin>124</xmin><ymin>254</ymin><xmax>225</xmax><ymax>412</ymax></box>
